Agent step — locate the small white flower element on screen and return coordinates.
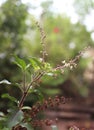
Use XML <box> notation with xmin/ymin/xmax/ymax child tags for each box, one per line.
<box><xmin>70</xmin><ymin>66</ymin><xmax>73</xmax><ymax>70</ymax></box>
<box><xmin>62</xmin><ymin>60</ymin><xmax>66</xmax><ymax>64</ymax></box>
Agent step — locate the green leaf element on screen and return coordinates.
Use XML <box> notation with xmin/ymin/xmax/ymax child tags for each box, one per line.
<box><xmin>0</xmin><ymin>112</ymin><xmax>5</xmax><ymax>117</ymax></box>
<box><xmin>2</xmin><ymin>128</ymin><xmax>10</xmax><ymax>130</ymax></box>
<box><xmin>25</xmin><ymin>64</ymin><xmax>31</xmax><ymax>70</ymax></box>
<box><xmin>31</xmin><ymin>57</ymin><xmax>42</xmax><ymax>67</ymax></box>
<box><xmin>14</xmin><ymin>55</ymin><xmax>26</xmax><ymax>71</ymax></box>
<box><xmin>0</xmin><ymin>112</ymin><xmax>6</xmax><ymax>121</ymax></box>
<box><xmin>29</xmin><ymin>57</ymin><xmax>41</xmax><ymax>71</ymax></box>
<box><xmin>1</xmin><ymin>93</ymin><xmax>18</xmax><ymax>104</ymax></box>
<box><xmin>34</xmin><ymin>89</ymin><xmax>44</xmax><ymax>102</ymax></box>
<box><xmin>8</xmin><ymin>110</ymin><xmax>24</xmax><ymax>128</ymax></box>
<box><xmin>0</xmin><ymin>79</ymin><xmax>11</xmax><ymax>85</ymax></box>
<box><xmin>21</xmin><ymin>106</ymin><xmax>31</xmax><ymax>110</ymax></box>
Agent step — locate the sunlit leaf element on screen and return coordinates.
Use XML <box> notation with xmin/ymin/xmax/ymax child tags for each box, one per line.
<box><xmin>0</xmin><ymin>112</ymin><xmax>6</xmax><ymax>121</ymax></box>
<box><xmin>29</xmin><ymin>57</ymin><xmax>41</xmax><ymax>71</ymax></box>
<box><xmin>0</xmin><ymin>112</ymin><xmax>5</xmax><ymax>117</ymax></box>
<box><xmin>43</xmin><ymin>62</ymin><xmax>52</xmax><ymax>72</ymax></box>
<box><xmin>0</xmin><ymin>79</ymin><xmax>11</xmax><ymax>85</ymax></box>
<box><xmin>25</xmin><ymin>63</ymin><xmax>31</xmax><ymax>70</ymax></box>
<box><xmin>21</xmin><ymin>106</ymin><xmax>31</xmax><ymax>110</ymax></box>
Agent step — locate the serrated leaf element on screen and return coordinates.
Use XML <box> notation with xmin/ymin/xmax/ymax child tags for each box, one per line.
<box><xmin>14</xmin><ymin>55</ymin><xmax>26</xmax><ymax>71</ymax></box>
<box><xmin>0</xmin><ymin>79</ymin><xmax>11</xmax><ymax>85</ymax></box>
<box><xmin>1</xmin><ymin>93</ymin><xmax>18</xmax><ymax>104</ymax></box>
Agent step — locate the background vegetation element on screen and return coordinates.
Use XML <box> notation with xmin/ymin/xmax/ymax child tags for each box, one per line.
<box><xmin>0</xmin><ymin>0</ymin><xmax>94</xmax><ymax>118</ymax></box>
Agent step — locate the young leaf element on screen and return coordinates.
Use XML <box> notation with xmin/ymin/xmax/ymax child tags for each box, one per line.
<box><xmin>29</xmin><ymin>57</ymin><xmax>41</xmax><ymax>71</ymax></box>
<box><xmin>0</xmin><ymin>79</ymin><xmax>11</xmax><ymax>85</ymax></box>
<box><xmin>14</xmin><ymin>55</ymin><xmax>26</xmax><ymax>71</ymax></box>
<box><xmin>25</xmin><ymin>64</ymin><xmax>31</xmax><ymax>70</ymax></box>
<box><xmin>43</xmin><ymin>62</ymin><xmax>52</xmax><ymax>72</ymax></box>
<box><xmin>31</xmin><ymin>57</ymin><xmax>42</xmax><ymax>67</ymax></box>
<box><xmin>1</xmin><ymin>93</ymin><xmax>18</xmax><ymax>104</ymax></box>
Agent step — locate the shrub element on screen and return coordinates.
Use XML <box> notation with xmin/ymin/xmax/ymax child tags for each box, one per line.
<box><xmin>0</xmin><ymin>21</ymin><xmax>88</xmax><ymax>130</ymax></box>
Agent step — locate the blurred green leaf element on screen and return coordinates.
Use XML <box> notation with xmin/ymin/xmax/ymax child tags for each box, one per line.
<box><xmin>8</xmin><ymin>110</ymin><xmax>24</xmax><ymax>128</ymax></box>
<box><xmin>34</xmin><ymin>89</ymin><xmax>44</xmax><ymax>102</ymax></box>
<box><xmin>2</xmin><ymin>93</ymin><xmax>18</xmax><ymax>104</ymax></box>
<box><xmin>29</xmin><ymin>57</ymin><xmax>41</xmax><ymax>71</ymax></box>
<box><xmin>25</xmin><ymin>64</ymin><xmax>31</xmax><ymax>70</ymax></box>
<box><xmin>2</xmin><ymin>128</ymin><xmax>10</xmax><ymax>130</ymax></box>
<box><xmin>0</xmin><ymin>112</ymin><xmax>6</xmax><ymax>121</ymax></box>
<box><xmin>0</xmin><ymin>112</ymin><xmax>5</xmax><ymax>117</ymax></box>
<box><xmin>14</xmin><ymin>55</ymin><xmax>26</xmax><ymax>71</ymax></box>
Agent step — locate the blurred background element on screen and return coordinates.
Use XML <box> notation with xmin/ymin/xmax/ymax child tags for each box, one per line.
<box><xmin>0</xmin><ymin>0</ymin><xmax>94</xmax><ymax>129</ymax></box>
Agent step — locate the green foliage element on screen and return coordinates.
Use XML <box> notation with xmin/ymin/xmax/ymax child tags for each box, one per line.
<box><xmin>0</xmin><ymin>47</ymin><xmax>84</xmax><ymax>129</ymax></box>
<box><xmin>7</xmin><ymin>109</ymin><xmax>24</xmax><ymax>128</ymax></box>
<box><xmin>24</xmin><ymin>13</ymin><xmax>93</xmax><ymax>97</ymax></box>
<box><xmin>0</xmin><ymin>0</ymin><xmax>28</xmax><ymax>83</ymax></box>
<box><xmin>74</xmin><ymin>0</ymin><xmax>94</xmax><ymax>16</ymax></box>
<box><xmin>0</xmin><ymin>0</ymin><xmax>93</xmax><ymax>129</ymax></box>
<box><xmin>29</xmin><ymin>57</ymin><xmax>42</xmax><ymax>71</ymax></box>
<box><xmin>1</xmin><ymin>93</ymin><xmax>18</xmax><ymax>104</ymax></box>
<box><xmin>14</xmin><ymin>55</ymin><xmax>30</xmax><ymax>71</ymax></box>
<box><xmin>0</xmin><ymin>0</ymin><xmax>28</xmax><ymax>52</ymax></box>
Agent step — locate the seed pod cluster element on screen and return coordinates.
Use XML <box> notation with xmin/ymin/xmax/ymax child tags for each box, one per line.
<box><xmin>22</xmin><ymin>96</ymin><xmax>71</xmax><ymax>127</ymax></box>
<box><xmin>30</xmin><ymin>96</ymin><xmax>67</xmax><ymax>119</ymax></box>
<box><xmin>31</xmin><ymin>119</ymin><xmax>53</xmax><ymax>127</ymax></box>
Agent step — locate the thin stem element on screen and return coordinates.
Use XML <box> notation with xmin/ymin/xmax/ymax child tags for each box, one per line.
<box><xmin>26</xmin><ymin>72</ymin><xmax>44</xmax><ymax>92</ymax></box>
<box><xmin>23</xmin><ymin>70</ymin><xmax>26</xmax><ymax>91</ymax></box>
<box><xmin>18</xmin><ymin>72</ymin><xmax>44</xmax><ymax>109</ymax></box>
<box><xmin>18</xmin><ymin>92</ymin><xmax>27</xmax><ymax>109</ymax></box>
